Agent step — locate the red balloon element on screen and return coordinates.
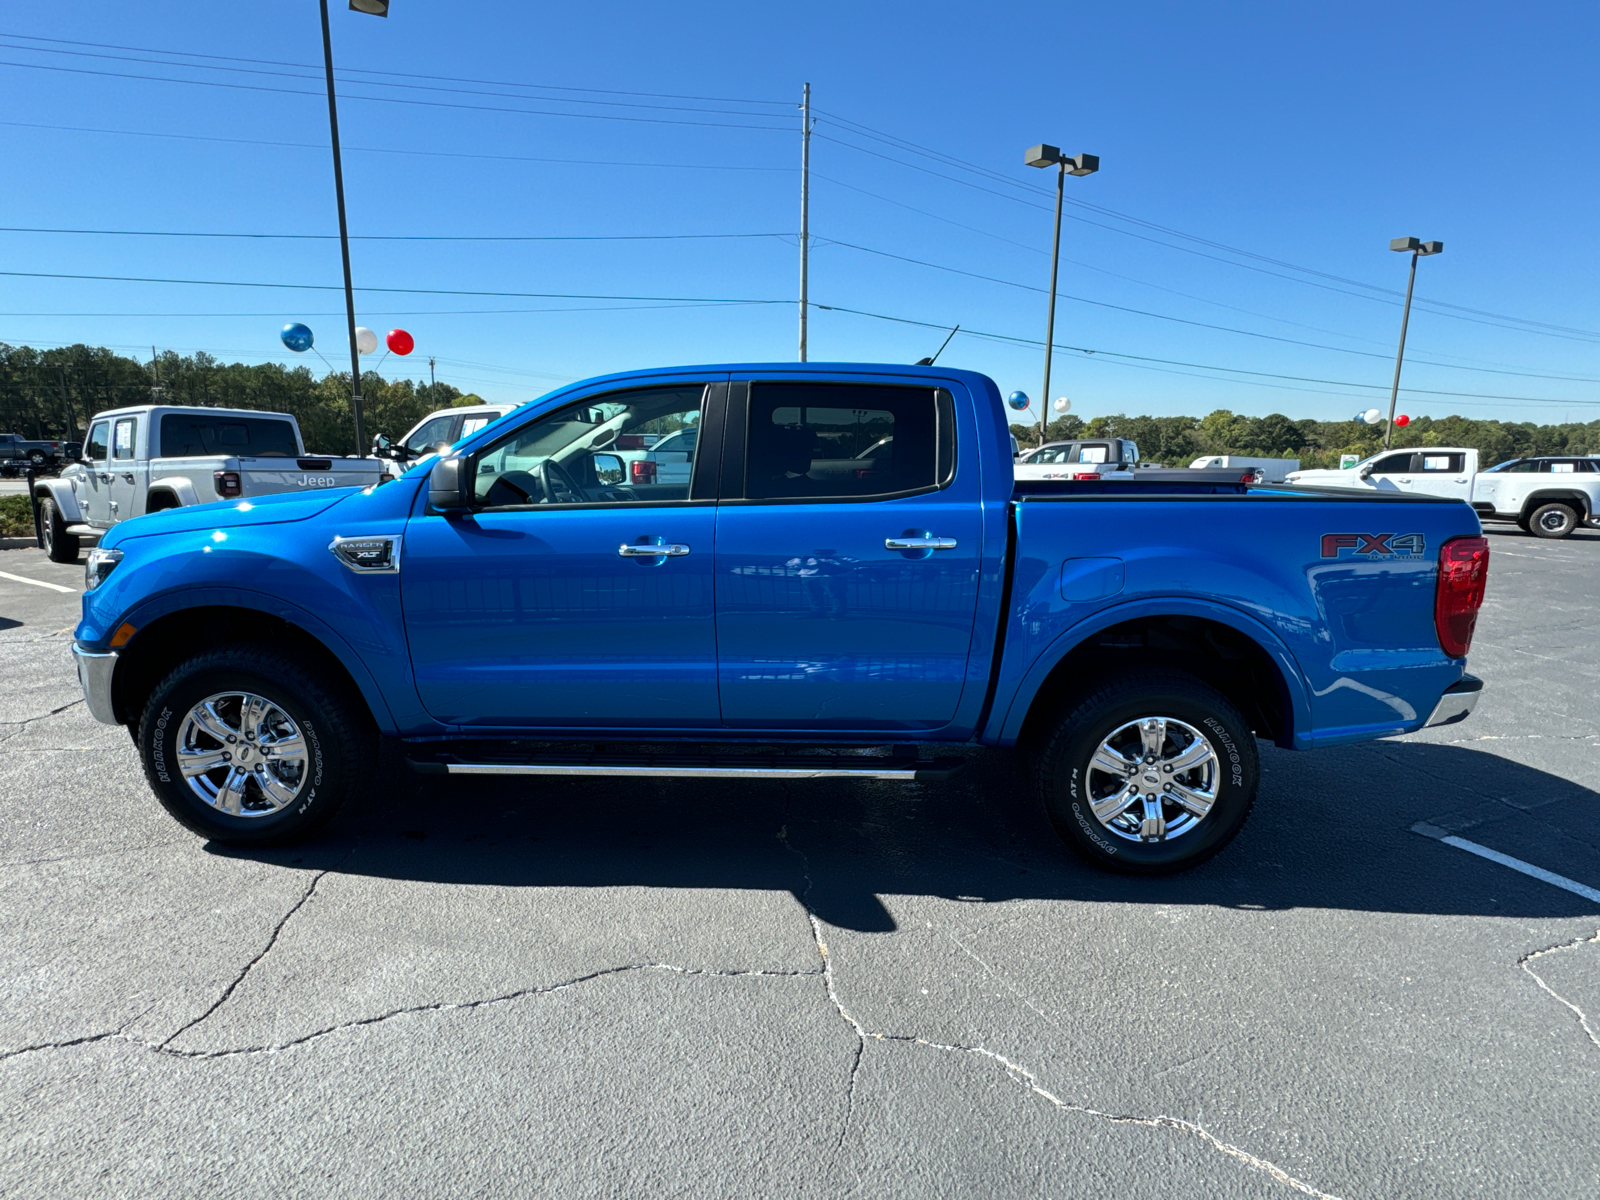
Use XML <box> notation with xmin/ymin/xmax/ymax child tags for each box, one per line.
<box><xmin>386</xmin><ymin>328</ymin><xmax>415</xmax><ymax>356</ymax></box>
<box><xmin>1394</xmin><ymin>414</ymin><xmax>1411</xmax><ymax>427</ymax></box>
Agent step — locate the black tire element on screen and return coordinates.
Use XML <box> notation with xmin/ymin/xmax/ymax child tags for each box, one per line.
<box><xmin>1515</xmin><ymin>514</ymin><xmax>1532</xmax><ymax>533</ymax></box>
<box><xmin>1034</xmin><ymin>670</ymin><xmax>1259</xmax><ymax>875</ymax></box>
<box><xmin>137</xmin><ymin>646</ymin><xmax>373</xmax><ymax>844</ymax></box>
<box><xmin>39</xmin><ymin>497</ymin><xmax>79</xmax><ymax>563</ymax></box>
<box><xmin>1529</xmin><ymin>502</ymin><xmax>1578</xmax><ymax>539</ymax></box>
<box><xmin>28</xmin><ymin>450</ymin><xmax>45</xmax><ymax>466</ymax></box>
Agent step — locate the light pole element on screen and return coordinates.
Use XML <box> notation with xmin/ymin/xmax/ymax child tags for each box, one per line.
<box><xmin>320</xmin><ymin>0</ymin><xmax>389</xmax><ymax>456</ymax></box>
<box><xmin>1025</xmin><ymin>146</ymin><xmax>1098</xmax><ymax>446</ymax></box>
<box><xmin>1383</xmin><ymin>236</ymin><xmax>1442</xmax><ymax>450</ymax></box>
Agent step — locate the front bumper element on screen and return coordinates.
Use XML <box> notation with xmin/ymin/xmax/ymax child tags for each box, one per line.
<box><xmin>72</xmin><ymin>644</ymin><xmax>119</xmax><ymax>726</ymax></box>
<box><xmin>1424</xmin><ymin>673</ymin><xmax>1482</xmax><ymax>728</ymax></box>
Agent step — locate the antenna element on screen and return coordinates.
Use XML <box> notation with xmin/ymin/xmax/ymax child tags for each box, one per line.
<box><xmin>915</xmin><ymin>325</ymin><xmax>960</xmax><ymax>367</ymax></box>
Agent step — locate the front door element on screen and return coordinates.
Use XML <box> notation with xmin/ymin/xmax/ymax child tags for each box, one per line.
<box><xmin>401</xmin><ymin>380</ymin><xmax>725</xmax><ymax>729</ymax></box>
<box><xmin>714</xmin><ymin>377</ymin><xmax>983</xmax><ymax>730</ymax></box>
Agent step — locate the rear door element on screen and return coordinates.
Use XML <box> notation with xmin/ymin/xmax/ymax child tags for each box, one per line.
<box><xmin>1405</xmin><ymin>450</ymin><xmax>1472</xmax><ymax>500</ymax></box>
<box><xmin>76</xmin><ymin>421</ymin><xmax>111</xmax><ymax>526</ymax></box>
<box><xmin>714</xmin><ymin>375</ymin><xmax>983</xmax><ymax>730</ymax></box>
<box><xmin>106</xmin><ymin>415</ymin><xmax>144</xmax><ymax>522</ymax></box>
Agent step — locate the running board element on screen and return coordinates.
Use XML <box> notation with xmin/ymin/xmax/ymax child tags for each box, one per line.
<box><xmin>406</xmin><ymin>750</ymin><xmax>964</xmax><ymax>783</ymax></box>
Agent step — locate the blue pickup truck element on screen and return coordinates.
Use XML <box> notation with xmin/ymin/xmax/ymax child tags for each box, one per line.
<box><xmin>71</xmin><ymin>363</ymin><xmax>1489</xmax><ymax>873</ymax></box>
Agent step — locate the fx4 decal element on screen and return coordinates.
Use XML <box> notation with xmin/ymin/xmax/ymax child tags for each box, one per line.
<box><xmin>1320</xmin><ymin>532</ymin><xmax>1426</xmax><ymax>559</ymax></box>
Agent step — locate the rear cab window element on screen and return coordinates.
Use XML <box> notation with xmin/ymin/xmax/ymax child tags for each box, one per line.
<box><xmin>738</xmin><ymin>382</ymin><xmax>953</xmax><ymax>501</ymax></box>
<box><xmin>159</xmin><ymin>414</ymin><xmax>298</xmax><ymax>458</ymax></box>
<box><xmin>1418</xmin><ymin>453</ymin><xmax>1464</xmax><ymax>473</ymax></box>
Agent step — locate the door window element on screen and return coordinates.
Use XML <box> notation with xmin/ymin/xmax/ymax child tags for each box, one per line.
<box><xmin>471</xmin><ymin>385</ymin><xmax>706</xmax><ymax>507</ymax></box>
<box><xmin>405</xmin><ymin>415</ymin><xmax>455</xmax><ymax>453</ymax></box>
<box><xmin>112</xmin><ymin>418</ymin><xmax>137</xmax><ymax>461</ymax></box>
<box><xmin>85</xmin><ymin>422</ymin><xmax>109</xmax><ymax>461</ymax></box>
<box><xmin>1502</xmin><ymin>459</ymin><xmax>1539</xmax><ymax>472</ymax></box>
<box><xmin>1418</xmin><ymin>453</ymin><xmax>1464</xmax><ymax>473</ymax></box>
<box><xmin>459</xmin><ymin>414</ymin><xmax>495</xmax><ymax>437</ymax></box>
<box><xmin>1369</xmin><ymin>452</ymin><xmax>1414</xmax><ymax>474</ymax></box>
<box><xmin>744</xmin><ymin>383</ymin><xmax>951</xmax><ymax>500</ymax></box>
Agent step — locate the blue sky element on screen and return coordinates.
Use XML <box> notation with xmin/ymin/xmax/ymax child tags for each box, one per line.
<box><xmin>1</xmin><ymin>1</ymin><xmax>1596</xmax><ymax>426</ymax></box>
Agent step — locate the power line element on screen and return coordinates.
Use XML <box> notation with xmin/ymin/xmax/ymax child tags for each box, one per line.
<box><xmin>0</xmin><ymin>37</ymin><xmax>790</xmax><ymax>119</ymax></box>
<box><xmin>0</xmin><ymin>58</ymin><xmax>792</xmax><ymax>132</ymax></box>
<box><xmin>0</xmin><ymin>268</ymin><xmax>789</xmax><ymax>305</ymax></box>
<box><xmin>0</xmin><ymin>225</ymin><xmax>791</xmax><ymax>243</ymax></box>
<box><xmin>0</xmin><ymin>119</ymin><xmax>796</xmax><ymax>172</ymax></box>
<box><xmin>810</xmin><ymin>303</ymin><xmax>1600</xmax><ymax>407</ymax></box>
<box><xmin>0</xmin><ymin>32</ymin><xmax>792</xmax><ymax>107</ymax></box>
<box><xmin>817</xmin><ymin>238</ymin><xmax>1600</xmax><ymax>384</ymax></box>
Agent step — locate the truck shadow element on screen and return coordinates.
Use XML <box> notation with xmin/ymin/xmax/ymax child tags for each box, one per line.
<box><xmin>213</xmin><ymin>740</ymin><xmax>1600</xmax><ymax>932</ymax></box>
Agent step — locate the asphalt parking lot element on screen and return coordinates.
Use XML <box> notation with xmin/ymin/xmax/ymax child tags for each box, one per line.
<box><xmin>0</xmin><ymin>525</ymin><xmax>1596</xmax><ymax>1198</ymax></box>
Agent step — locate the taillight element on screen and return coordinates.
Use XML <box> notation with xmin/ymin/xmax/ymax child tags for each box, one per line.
<box><xmin>630</xmin><ymin>460</ymin><xmax>656</xmax><ymax>484</ymax></box>
<box><xmin>213</xmin><ymin>470</ymin><xmax>241</xmax><ymax>497</ymax></box>
<box><xmin>1073</xmin><ymin>472</ymin><xmax>1099</xmax><ymax>480</ymax></box>
<box><xmin>1435</xmin><ymin>536</ymin><xmax>1489</xmax><ymax>658</ymax></box>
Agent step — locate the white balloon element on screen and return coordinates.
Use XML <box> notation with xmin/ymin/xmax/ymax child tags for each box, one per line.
<box><xmin>1362</xmin><ymin>408</ymin><xmax>1382</xmax><ymax>425</ymax></box>
<box><xmin>1053</xmin><ymin>397</ymin><xmax>1071</xmax><ymax>414</ymax></box>
<box><xmin>354</xmin><ymin>326</ymin><xmax>379</xmax><ymax>355</ymax></box>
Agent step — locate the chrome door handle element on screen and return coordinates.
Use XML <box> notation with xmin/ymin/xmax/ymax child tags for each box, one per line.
<box><xmin>885</xmin><ymin>536</ymin><xmax>958</xmax><ymax>551</ymax></box>
<box><xmin>618</xmin><ymin>542</ymin><xmax>690</xmax><ymax>557</ymax></box>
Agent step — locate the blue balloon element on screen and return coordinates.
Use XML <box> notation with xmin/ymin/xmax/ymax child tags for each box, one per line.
<box><xmin>280</xmin><ymin>322</ymin><xmax>314</xmax><ymax>353</ymax></box>
<box><xmin>1006</xmin><ymin>390</ymin><xmax>1030</xmax><ymax>412</ymax></box>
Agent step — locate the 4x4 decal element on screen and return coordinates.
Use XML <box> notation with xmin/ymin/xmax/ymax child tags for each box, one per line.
<box><xmin>1320</xmin><ymin>532</ymin><xmax>1426</xmax><ymax>559</ymax></box>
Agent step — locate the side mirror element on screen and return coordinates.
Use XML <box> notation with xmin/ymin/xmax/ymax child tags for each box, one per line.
<box><xmin>592</xmin><ymin>451</ymin><xmax>625</xmax><ymax>486</ymax></box>
<box><xmin>1357</xmin><ymin>465</ymin><xmax>1373</xmax><ymax>480</ymax></box>
<box><xmin>373</xmin><ymin>433</ymin><xmax>392</xmax><ymax>452</ymax></box>
<box><xmin>428</xmin><ymin>456</ymin><xmax>472</xmax><ymax>513</ymax></box>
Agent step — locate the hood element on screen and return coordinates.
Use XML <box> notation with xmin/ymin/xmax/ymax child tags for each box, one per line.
<box><xmin>103</xmin><ymin>487</ymin><xmax>359</xmax><ymax>546</ymax></box>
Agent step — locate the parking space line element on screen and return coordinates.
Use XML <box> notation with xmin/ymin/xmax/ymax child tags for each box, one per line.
<box><xmin>1413</xmin><ymin>822</ymin><xmax>1600</xmax><ymax>904</ymax></box>
<box><xmin>0</xmin><ymin>570</ymin><xmax>75</xmax><ymax>594</ymax></box>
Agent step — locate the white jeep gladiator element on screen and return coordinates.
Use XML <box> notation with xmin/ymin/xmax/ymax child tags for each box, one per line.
<box><xmin>34</xmin><ymin>404</ymin><xmax>382</xmax><ymax>562</ymax></box>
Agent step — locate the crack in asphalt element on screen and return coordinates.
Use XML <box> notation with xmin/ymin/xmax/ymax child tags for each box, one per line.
<box><xmin>0</xmin><ymin>698</ymin><xmax>85</xmax><ymax>741</ymax></box>
<box><xmin>159</xmin><ymin>844</ymin><xmax>359</xmax><ymax>1049</ymax></box>
<box><xmin>773</xmin><ymin>811</ymin><xmax>1342</xmax><ymax>1199</ymax></box>
<box><xmin>1520</xmin><ymin>930</ymin><xmax>1600</xmax><ymax>1052</ymax></box>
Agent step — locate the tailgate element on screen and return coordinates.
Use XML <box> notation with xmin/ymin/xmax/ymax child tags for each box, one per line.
<box><xmin>240</xmin><ymin>456</ymin><xmax>384</xmax><ymax>495</ymax></box>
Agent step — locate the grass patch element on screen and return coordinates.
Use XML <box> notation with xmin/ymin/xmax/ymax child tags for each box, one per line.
<box><xmin>0</xmin><ymin>493</ymin><xmax>37</xmax><ymax>537</ymax></box>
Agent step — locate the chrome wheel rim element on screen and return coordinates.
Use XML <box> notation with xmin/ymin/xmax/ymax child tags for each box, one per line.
<box><xmin>1538</xmin><ymin>509</ymin><xmax>1569</xmax><ymax>532</ymax></box>
<box><xmin>1084</xmin><ymin>716</ymin><xmax>1219</xmax><ymax>843</ymax></box>
<box><xmin>175</xmin><ymin>691</ymin><xmax>309</xmax><ymax>817</ymax></box>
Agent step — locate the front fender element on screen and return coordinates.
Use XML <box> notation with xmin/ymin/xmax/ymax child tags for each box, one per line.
<box><xmin>984</xmin><ymin>595</ymin><xmax>1315</xmax><ymax>748</ymax></box>
<box><xmin>34</xmin><ymin>476</ymin><xmax>83</xmax><ymax>524</ymax></box>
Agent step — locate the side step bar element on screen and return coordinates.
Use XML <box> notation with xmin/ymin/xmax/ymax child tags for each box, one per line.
<box><xmin>406</xmin><ymin>751</ymin><xmax>965</xmax><ymax>783</ymax></box>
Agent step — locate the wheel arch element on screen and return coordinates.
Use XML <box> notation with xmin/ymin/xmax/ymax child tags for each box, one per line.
<box><xmin>32</xmin><ymin>477</ymin><xmax>83</xmax><ymax>524</ymax></box>
<box><xmin>993</xmin><ymin>598</ymin><xmax>1311</xmax><ymax>751</ymax></box>
<box><xmin>110</xmin><ymin>598</ymin><xmax>398</xmax><ymax>735</ymax></box>
<box><xmin>145</xmin><ymin>476</ymin><xmax>200</xmax><ymax>512</ymax></box>
<box><xmin>1518</xmin><ymin>489</ymin><xmax>1591</xmax><ymax>520</ymax></box>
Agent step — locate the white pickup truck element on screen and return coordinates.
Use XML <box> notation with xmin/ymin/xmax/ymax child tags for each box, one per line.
<box><xmin>1284</xmin><ymin>448</ymin><xmax>1600</xmax><ymax>538</ymax></box>
<box><xmin>34</xmin><ymin>404</ymin><xmax>382</xmax><ymax>562</ymax></box>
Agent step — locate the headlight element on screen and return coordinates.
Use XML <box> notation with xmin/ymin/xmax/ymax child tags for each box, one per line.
<box><xmin>84</xmin><ymin>547</ymin><xmax>123</xmax><ymax>592</ymax></box>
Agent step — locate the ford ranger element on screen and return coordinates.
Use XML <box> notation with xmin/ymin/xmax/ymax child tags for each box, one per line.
<box><xmin>70</xmin><ymin>363</ymin><xmax>1489</xmax><ymax>874</ymax></box>
<box><xmin>34</xmin><ymin>404</ymin><xmax>383</xmax><ymax>562</ymax></box>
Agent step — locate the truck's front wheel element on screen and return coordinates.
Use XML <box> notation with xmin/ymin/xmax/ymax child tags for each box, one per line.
<box><xmin>137</xmin><ymin>647</ymin><xmax>372</xmax><ymax>845</ymax></box>
<box><xmin>1034</xmin><ymin>671</ymin><xmax>1258</xmax><ymax>874</ymax></box>
<box><xmin>39</xmin><ymin>498</ymin><xmax>79</xmax><ymax>563</ymax></box>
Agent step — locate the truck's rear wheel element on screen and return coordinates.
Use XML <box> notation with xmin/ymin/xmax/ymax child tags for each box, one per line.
<box><xmin>39</xmin><ymin>498</ymin><xmax>79</xmax><ymax>563</ymax></box>
<box><xmin>1529</xmin><ymin>503</ymin><xmax>1578</xmax><ymax>539</ymax></box>
<box><xmin>138</xmin><ymin>646</ymin><xmax>372</xmax><ymax>844</ymax></box>
<box><xmin>1034</xmin><ymin>670</ymin><xmax>1258</xmax><ymax>874</ymax></box>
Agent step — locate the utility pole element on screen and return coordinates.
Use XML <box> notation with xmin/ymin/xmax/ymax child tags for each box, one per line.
<box><xmin>56</xmin><ymin>367</ymin><xmax>74</xmax><ymax>439</ymax></box>
<box><xmin>798</xmin><ymin>82</ymin><xmax>811</xmax><ymax>362</ymax></box>
<box><xmin>319</xmin><ymin>0</ymin><xmax>368</xmax><ymax>456</ymax></box>
<box><xmin>1024</xmin><ymin>146</ymin><xmax>1099</xmax><ymax>448</ymax></box>
<box><xmin>149</xmin><ymin>346</ymin><xmax>165</xmax><ymax>403</ymax></box>
<box><xmin>429</xmin><ymin>356</ymin><xmax>438</xmax><ymax>405</ymax></box>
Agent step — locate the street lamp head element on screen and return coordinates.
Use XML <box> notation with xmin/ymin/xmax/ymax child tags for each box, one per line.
<box><xmin>1065</xmin><ymin>153</ymin><xmax>1099</xmax><ymax>177</ymax></box>
<box><xmin>1025</xmin><ymin>144</ymin><xmax>1063</xmax><ymax>169</ymax></box>
<box><xmin>1390</xmin><ymin>236</ymin><xmax>1421</xmax><ymax>253</ymax></box>
<box><xmin>1418</xmin><ymin>240</ymin><xmax>1443</xmax><ymax>256</ymax></box>
<box><xmin>349</xmin><ymin>0</ymin><xmax>389</xmax><ymax>13</ymax></box>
